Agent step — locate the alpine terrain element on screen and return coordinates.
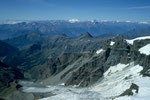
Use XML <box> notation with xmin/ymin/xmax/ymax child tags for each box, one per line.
<box><xmin>0</xmin><ymin>22</ymin><xmax>150</xmax><ymax>100</ymax></box>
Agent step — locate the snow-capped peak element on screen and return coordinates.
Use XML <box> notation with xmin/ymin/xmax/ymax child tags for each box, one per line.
<box><xmin>69</xmin><ymin>19</ymin><xmax>80</xmax><ymax>23</ymax></box>
<box><xmin>139</xmin><ymin>21</ymin><xmax>149</xmax><ymax>24</ymax></box>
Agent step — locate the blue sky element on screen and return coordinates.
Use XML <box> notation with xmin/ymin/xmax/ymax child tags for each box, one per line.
<box><xmin>0</xmin><ymin>0</ymin><xmax>150</xmax><ymax>23</ymax></box>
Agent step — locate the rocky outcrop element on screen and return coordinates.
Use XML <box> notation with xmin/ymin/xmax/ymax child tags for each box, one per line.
<box><xmin>119</xmin><ymin>83</ymin><xmax>139</xmax><ymax>96</ymax></box>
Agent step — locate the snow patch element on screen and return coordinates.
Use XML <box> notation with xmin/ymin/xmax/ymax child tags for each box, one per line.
<box><xmin>132</xmin><ymin>89</ymin><xmax>136</xmax><ymax>95</ymax></box>
<box><xmin>126</xmin><ymin>36</ymin><xmax>150</xmax><ymax>45</ymax></box>
<box><xmin>104</xmin><ymin>63</ymin><xmax>129</xmax><ymax>77</ymax></box>
<box><xmin>40</xmin><ymin>90</ymin><xmax>104</xmax><ymax>100</ymax></box>
<box><xmin>59</xmin><ymin>83</ymin><xmax>65</xmax><ymax>86</ymax></box>
<box><xmin>96</xmin><ymin>49</ymin><xmax>104</xmax><ymax>54</ymax></box>
<box><xmin>139</xmin><ymin>43</ymin><xmax>150</xmax><ymax>55</ymax></box>
<box><xmin>110</xmin><ymin>41</ymin><xmax>115</xmax><ymax>46</ymax></box>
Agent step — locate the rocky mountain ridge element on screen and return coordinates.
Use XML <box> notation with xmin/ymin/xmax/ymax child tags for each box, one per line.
<box><xmin>27</xmin><ymin>36</ymin><xmax>150</xmax><ymax>87</ymax></box>
<box><xmin>2</xmin><ymin>33</ymin><xmax>115</xmax><ymax>71</ymax></box>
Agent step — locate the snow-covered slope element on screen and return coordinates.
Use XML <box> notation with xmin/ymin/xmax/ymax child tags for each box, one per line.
<box><xmin>91</xmin><ymin>62</ymin><xmax>144</xmax><ymax>99</ymax></box>
<box><xmin>126</xmin><ymin>36</ymin><xmax>150</xmax><ymax>45</ymax></box>
<box><xmin>115</xmin><ymin>76</ymin><xmax>150</xmax><ymax>100</ymax></box>
<box><xmin>139</xmin><ymin>43</ymin><xmax>150</xmax><ymax>55</ymax></box>
<box><xmin>17</xmin><ymin>36</ymin><xmax>150</xmax><ymax>100</ymax></box>
<box><xmin>21</xmin><ymin>62</ymin><xmax>150</xmax><ymax>100</ymax></box>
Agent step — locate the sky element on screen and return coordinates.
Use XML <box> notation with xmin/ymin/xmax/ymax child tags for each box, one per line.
<box><xmin>0</xmin><ymin>0</ymin><xmax>150</xmax><ymax>23</ymax></box>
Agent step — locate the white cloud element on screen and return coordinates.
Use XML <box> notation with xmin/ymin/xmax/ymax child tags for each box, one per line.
<box><xmin>126</xmin><ymin>6</ymin><xmax>150</xmax><ymax>9</ymax></box>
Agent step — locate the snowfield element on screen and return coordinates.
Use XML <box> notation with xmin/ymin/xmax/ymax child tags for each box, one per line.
<box><xmin>21</xmin><ymin>62</ymin><xmax>150</xmax><ymax>100</ymax></box>
<box><xmin>115</xmin><ymin>77</ymin><xmax>150</xmax><ymax>100</ymax></box>
<box><xmin>91</xmin><ymin>62</ymin><xmax>143</xmax><ymax>99</ymax></box>
<box><xmin>126</xmin><ymin>36</ymin><xmax>150</xmax><ymax>45</ymax></box>
<box><xmin>139</xmin><ymin>43</ymin><xmax>150</xmax><ymax>55</ymax></box>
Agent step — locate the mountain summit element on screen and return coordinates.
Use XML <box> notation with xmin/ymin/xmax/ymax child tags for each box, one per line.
<box><xmin>77</xmin><ymin>32</ymin><xmax>93</xmax><ymax>39</ymax></box>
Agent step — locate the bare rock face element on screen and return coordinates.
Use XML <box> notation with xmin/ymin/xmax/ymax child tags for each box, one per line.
<box><xmin>31</xmin><ymin>36</ymin><xmax>150</xmax><ymax>87</ymax></box>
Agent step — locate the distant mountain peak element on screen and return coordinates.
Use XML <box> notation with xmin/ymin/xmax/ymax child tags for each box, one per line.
<box><xmin>139</xmin><ymin>21</ymin><xmax>149</xmax><ymax>24</ymax></box>
<box><xmin>54</xmin><ymin>34</ymin><xmax>68</xmax><ymax>37</ymax></box>
<box><xmin>69</xmin><ymin>19</ymin><xmax>80</xmax><ymax>23</ymax></box>
<box><xmin>78</xmin><ymin>32</ymin><xmax>93</xmax><ymax>39</ymax></box>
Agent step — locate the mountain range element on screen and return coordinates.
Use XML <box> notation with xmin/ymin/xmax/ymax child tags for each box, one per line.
<box><xmin>0</xmin><ymin>20</ymin><xmax>149</xmax><ymax>40</ymax></box>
